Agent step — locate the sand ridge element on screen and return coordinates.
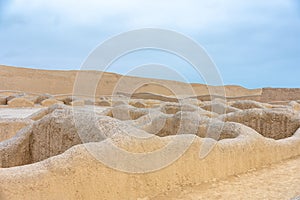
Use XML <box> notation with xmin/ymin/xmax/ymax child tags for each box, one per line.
<box><xmin>0</xmin><ymin>65</ymin><xmax>261</xmax><ymax>97</ymax></box>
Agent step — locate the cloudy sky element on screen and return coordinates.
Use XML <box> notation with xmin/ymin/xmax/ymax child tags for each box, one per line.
<box><xmin>0</xmin><ymin>0</ymin><xmax>300</xmax><ymax>88</ymax></box>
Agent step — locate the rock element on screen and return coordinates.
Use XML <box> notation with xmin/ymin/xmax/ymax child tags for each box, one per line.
<box><xmin>129</xmin><ymin>100</ymin><xmax>147</xmax><ymax>108</ymax></box>
<box><xmin>6</xmin><ymin>93</ymin><xmax>25</xmax><ymax>102</ymax></box>
<box><xmin>96</xmin><ymin>100</ymin><xmax>111</xmax><ymax>107</ymax></box>
<box><xmin>160</xmin><ymin>103</ymin><xmax>198</xmax><ymax>114</ymax></box>
<box><xmin>110</xmin><ymin>104</ymin><xmax>148</xmax><ymax>120</ymax></box>
<box><xmin>35</xmin><ymin>94</ymin><xmax>52</xmax><ymax>104</ymax></box>
<box><xmin>41</xmin><ymin>99</ymin><xmax>63</xmax><ymax>107</ymax></box>
<box><xmin>112</xmin><ymin>100</ymin><xmax>127</xmax><ymax>107</ymax></box>
<box><xmin>7</xmin><ymin>97</ymin><xmax>34</xmax><ymax>107</ymax></box>
<box><xmin>130</xmin><ymin>92</ymin><xmax>178</xmax><ymax>102</ymax></box>
<box><xmin>99</xmin><ymin>96</ymin><xmax>109</xmax><ymax>100</ymax></box>
<box><xmin>143</xmin><ymin>99</ymin><xmax>161</xmax><ymax>108</ymax></box>
<box><xmin>23</xmin><ymin>95</ymin><xmax>39</xmax><ymax>103</ymax></box>
<box><xmin>198</xmin><ymin>108</ymin><xmax>219</xmax><ymax>118</ymax></box>
<box><xmin>230</xmin><ymin>100</ymin><xmax>266</xmax><ymax>110</ymax></box>
<box><xmin>201</xmin><ymin>103</ymin><xmax>240</xmax><ymax>114</ymax></box>
<box><xmin>160</xmin><ymin>103</ymin><xmax>181</xmax><ymax>114</ymax></box>
<box><xmin>84</xmin><ymin>99</ymin><xmax>95</xmax><ymax>105</ymax></box>
<box><xmin>57</xmin><ymin>96</ymin><xmax>78</xmax><ymax>105</ymax></box>
<box><xmin>289</xmin><ymin>101</ymin><xmax>300</xmax><ymax>111</ymax></box>
<box><xmin>0</xmin><ymin>96</ymin><xmax>7</xmax><ymax>105</ymax></box>
<box><xmin>181</xmin><ymin>98</ymin><xmax>204</xmax><ymax>107</ymax></box>
<box><xmin>70</xmin><ymin>100</ymin><xmax>85</xmax><ymax>106</ymax></box>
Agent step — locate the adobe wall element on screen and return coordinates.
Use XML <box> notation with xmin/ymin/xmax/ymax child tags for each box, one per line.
<box><xmin>261</xmin><ymin>88</ymin><xmax>300</xmax><ymax>102</ymax></box>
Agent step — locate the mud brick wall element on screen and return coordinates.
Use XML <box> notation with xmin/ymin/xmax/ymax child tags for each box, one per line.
<box><xmin>261</xmin><ymin>88</ymin><xmax>300</xmax><ymax>102</ymax></box>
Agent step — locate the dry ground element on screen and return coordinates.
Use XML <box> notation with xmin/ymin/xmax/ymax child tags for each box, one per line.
<box><xmin>154</xmin><ymin>156</ymin><xmax>300</xmax><ymax>200</ymax></box>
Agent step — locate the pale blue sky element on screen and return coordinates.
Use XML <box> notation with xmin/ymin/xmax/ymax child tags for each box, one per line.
<box><xmin>0</xmin><ymin>0</ymin><xmax>300</xmax><ymax>88</ymax></box>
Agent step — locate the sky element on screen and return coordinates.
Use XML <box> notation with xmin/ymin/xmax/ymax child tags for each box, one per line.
<box><xmin>0</xmin><ymin>0</ymin><xmax>300</xmax><ymax>88</ymax></box>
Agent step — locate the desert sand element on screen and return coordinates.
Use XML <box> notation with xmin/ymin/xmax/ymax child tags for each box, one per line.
<box><xmin>154</xmin><ymin>157</ymin><xmax>300</xmax><ymax>199</ymax></box>
<box><xmin>0</xmin><ymin>65</ymin><xmax>300</xmax><ymax>200</ymax></box>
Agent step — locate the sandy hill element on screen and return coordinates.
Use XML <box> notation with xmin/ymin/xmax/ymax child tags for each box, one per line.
<box><xmin>0</xmin><ymin>65</ymin><xmax>261</xmax><ymax>98</ymax></box>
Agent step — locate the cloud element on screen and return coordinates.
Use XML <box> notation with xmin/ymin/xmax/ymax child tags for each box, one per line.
<box><xmin>0</xmin><ymin>0</ymin><xmax>300</xmax><ymax>88</ymax></box>
<box><xmin>4</xmin><ymin>0</ymin><xmax>296</xmax><ymax>30</ymax></box>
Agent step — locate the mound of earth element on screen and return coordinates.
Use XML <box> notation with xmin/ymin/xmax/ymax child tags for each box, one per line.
<box><xmin>7</xmin><ymin>97</ymin><xmax>34</xmax><ymax>107</ymax></box>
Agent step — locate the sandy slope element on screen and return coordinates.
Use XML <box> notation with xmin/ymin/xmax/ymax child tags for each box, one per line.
<box><xmin>154</xmin><ymin>156</ymin><xmax>300</xmax><ymax>200</ymax></box>
<box><xmin>0</xmin><ymin>65</ymin><xmax>261</xmax><ymax>97</ymax></box>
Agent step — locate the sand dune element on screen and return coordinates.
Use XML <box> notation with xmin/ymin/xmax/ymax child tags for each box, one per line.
<box><xmin>0</xmin><ymin>65</ymin><xmax>261</xmax><ymax>97</ymax></box>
